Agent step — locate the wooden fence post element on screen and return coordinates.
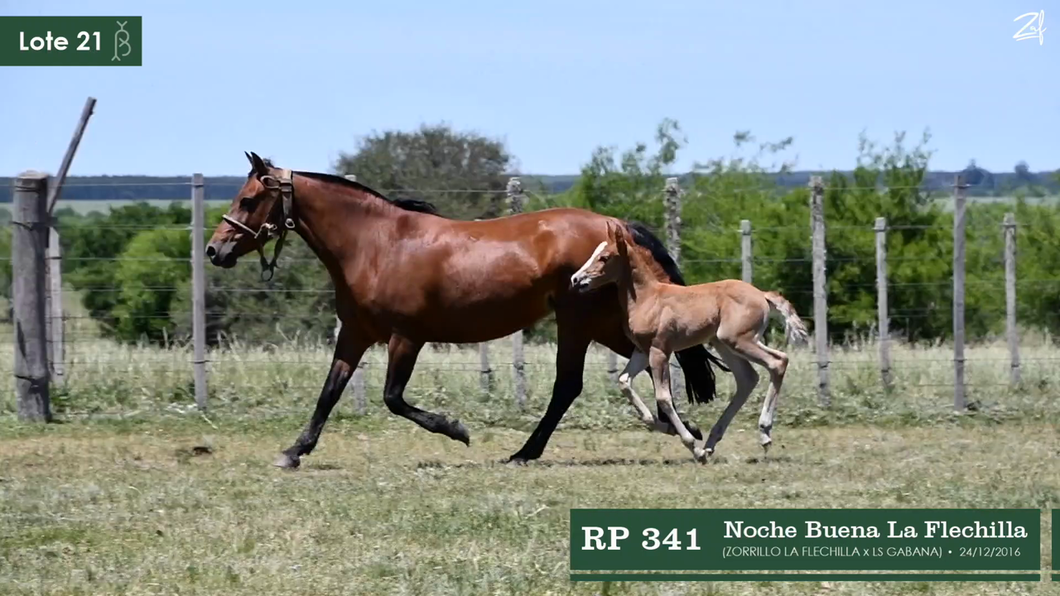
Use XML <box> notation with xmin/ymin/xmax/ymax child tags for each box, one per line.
<box><xmin>809</xmin><ymin>176</ymin><xmax>830</xmax><ymax>407</ymax></box>
<box><xmin>13</xmin><ymin>171</ymin><xmax>51</xmax><ymax>422</ymax></box>
<box><xmin>508</xmin><ymin>177</ymin><xmax>527</xmax><ymax>409</ymax></box>
<box><xmin>343</xmin><ymin>175</ymin><xmax>368</xmax><ymax>414</ymax></box>
<box><xmin>41</xmin><ymin>97</ymin><xmax>95</xmax><ymax>386</ymax></box>
<box><xmin>663</xmin><ymin>177</ymin><xmax>685</xmax><ymax>403</ymax></box>
<box><xmin>740</xmin><ymin>219</ymin><xmax>753</xmax><ymax>283</ymax></box>
<box><xmin>952</xmin><ymin>175</ymin><xmax>967</xmax><ymax>411</ymax></box>
<box><xmin>1003</xmin><ymin>212</ymin><xmax>1020</xmax><ymax>387</ymax></box>
<box><xmin>190</xmin><ymin>174</ymin><xmax>208</xmax><ymax>411</ymax></box>
<box><xmin>47</xmin><ymin>227</ymin><xmax>64</xmax><ymax>385</ymax></box>
<box><xmin>875</xmin><ymin>217</ymin><xmax>892</xmax><ymax>391</ymax></box>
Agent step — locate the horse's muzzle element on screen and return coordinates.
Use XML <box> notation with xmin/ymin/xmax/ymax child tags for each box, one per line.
<box><xmin>205</xmin><ymin>241</ymin><xmax>238</xmax><ymax>268</ymax></box>
<box><xmin>569</xmin><ymin>274</ymin><xmax>592</xmax><ymax>293</ymax></box>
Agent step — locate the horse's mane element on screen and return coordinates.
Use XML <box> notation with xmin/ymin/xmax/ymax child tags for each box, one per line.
<box><xmin>624</xmin><ymin>220</ymin><xmax>686</xmax><ymax>285</ymax></box>
<box><xmin>252</xmin><ymin>159</ymin><xmax>443</xmax><ymax>217</ymax></box>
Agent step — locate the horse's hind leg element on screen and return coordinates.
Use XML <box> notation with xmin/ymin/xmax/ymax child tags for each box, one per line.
<box><xmin>747</xmin><ymin>341</ymin><xmax>789</xmax><ymax>451</ymax></box>
<box><xmin>382</xmin><ymin>335</ymin><xmax>471</xmax><ymax>445</ymax></box>
<box><xmin>507</xmin><ymin>327</ymin><xmax>591</xmax><ymax>463</ymax></box>
<box><xmin>726</xmin><ymin>336</ymin><xmax>789</xmax><ymax>452</ymax></box>
<box><xmin>275</xmin><ymin>327</ymin><xmax>371</xmax><ymax>469</ymax></box>
<box><xmin>703</xmin><ymin>343</ymin><xmax>759</xmax><ymax>456</ymax></box>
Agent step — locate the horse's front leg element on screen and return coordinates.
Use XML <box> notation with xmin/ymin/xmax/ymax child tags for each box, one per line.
<box><xmin>274</xmin><ymin>327</ymin><xmax>372</xmax><ymax>469</ymax></box>
<box><xmin>382</xmin><ymin>335</ymin><xmax>471</xmax><ymax>444</ymax></box>
<box><xmin>648</xmin><ymin>346</ymin><xmax>707</xmax><ymax>463</ymax></box>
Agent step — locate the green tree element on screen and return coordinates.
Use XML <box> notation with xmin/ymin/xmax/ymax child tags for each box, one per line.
<box><xmin>546</xmin><ymin>118</ymin><xmax>686</xmax><ymax>228</ymax></box>
<box><xmin>111</xmin><ymin>228</ymin><xmax>190</xmax><ymax>342</ymax></box>
<box><xmin>62</xmin><ymin>202</ymin><xmax>190</xmax><ymax>335</ymax></box>
<box><xmin>333</xmin><ymin>123</ymin><xmax>513</xmax><ymax>220</ymax></box>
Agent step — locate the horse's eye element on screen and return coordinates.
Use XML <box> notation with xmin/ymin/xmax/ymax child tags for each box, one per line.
<box><xmin>239</xmin><ymin>196</ymin><xmax>258</xmax><ymax>209</ymax></box>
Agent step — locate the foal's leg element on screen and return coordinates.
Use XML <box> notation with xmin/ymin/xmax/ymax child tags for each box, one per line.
<box><xmin>617</xmin><ymin>350</ymin><xmax>660</xmax><ymax>430</ymax></box>
<box><xmin>722</xmin><ymin>336</ymin><xmax>789</xmax><ymax>453</ymax></box>
<box><xmin>275</xmin><ymin>327</ymin><xmax>371</xmax><ymax>469</ymax></box>
<box><xmin>749</xmin><ymin>342</ymin><xmax>789</xmax><ymax>451</ymax></box>
<box><xmin>648</xmin><ymin>347</ymin><xmax>707</xmax><ymax>462</ymax></box>
<box><xmin>702</xmin><ymin>343</ymin><xmax>759</xmax><ymax>456</ymax></box>
<box><xmin>383</xmin><ymin>335</ymin><xmax>471</xmax><ymax>445</ymax></box>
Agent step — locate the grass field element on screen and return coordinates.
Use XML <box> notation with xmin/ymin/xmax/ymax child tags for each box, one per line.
<box><xmin>1</xmin><ymin>418</ymin><xmax>1057</xmax><ymax>595</ymax></box>
<box><xmin>1</xmin><ymin>334</ymin><xmax>1060</xmax><ymax>594</ymax></box>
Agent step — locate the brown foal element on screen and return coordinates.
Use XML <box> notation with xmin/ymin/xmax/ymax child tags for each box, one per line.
<box><xmin>570</xmin><ymin>222</ymin><xmax>809</xmax><ymax>462</ymax></box>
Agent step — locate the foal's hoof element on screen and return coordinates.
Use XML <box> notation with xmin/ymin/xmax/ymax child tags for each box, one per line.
<box><xmin>693</xmin><ymin>447</ymin><xmax>709</xmax><ymax>464</ymax></box>
<box><xmin>449</xmin><ymin>420</ymin><xmax>471</xmax><ymax>446</ymax></box>
<box><xmin>273</xmin><ymin>452</ymin><xmax>300</xmax><ymax>469</ymax></box>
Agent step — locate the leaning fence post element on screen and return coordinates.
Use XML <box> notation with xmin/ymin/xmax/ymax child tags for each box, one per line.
<box><xmin>13</xmin><ymin>171</ymin><xmax>51</xmax><ymax>422</ymax></box>
<box><xmin>343</xmin><ymin>175</ymin><xmax>368</xmax><ymax>413</ymax></box>
<box><xmin>952</xmin><ymin>175</ymin><xmax>967</xmax><ymax>411</ymax></box>
<box><xmin>663</xmin><ymin>177</ymin><xmax>685</xmax><ymax>402</ymax></box>
<box><xmin>1003</xmin><ymin>212</ymin><xmax>1020</xmax><ymax>387</ymax></box>
<box><xmin>507</xmin><ymin>177</ymin><xmax>527</xmax><ymax>409</ymax></box>
<box><xmin>42</xmin><ymin>97</ymin><xmax>94</xmax><ymax>387</ymax></box>
<box><xmin>809</xmin><ymin>176</ymin><xmax>830</xmax><ymax>407</ymax></box>
<box><xmin>740</xmin><ymin>219</ymin><xmax>753</xmax><ymax>283</ymax></box>
<box><xmin>875</xmin><ymin>217</ymin><xmax>892</xmax><ymax>391</ymax></box>
<box><xmin>190</xmin><ymin>174</ymin><xmax>208</xmax><ymax>411</ymax></box>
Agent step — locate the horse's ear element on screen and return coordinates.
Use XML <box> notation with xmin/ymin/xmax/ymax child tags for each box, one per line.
<box><xmin>614</xmin><ymin>224</ymin><xmax>628</xmax><ymax>255</ymax></box>
<box><xmin>605</xmin><ymin>221</ymin><xmax>617</xmax><ymax>242</ymax></box>
<box><xmin>249</xmin><ymin>152</ymin><xmax>269</xmax><ymax>177</ymax></box>
<box><xmin>244</xmin><ymin>151</ymin><xmax>254</xmax><ymax>167</ymax></box>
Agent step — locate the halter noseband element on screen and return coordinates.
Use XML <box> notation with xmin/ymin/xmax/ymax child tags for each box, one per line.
<box><xmin>221</xmin><ymin>168</ymin><xmax>295</xmax><ymax>281</ymax></box>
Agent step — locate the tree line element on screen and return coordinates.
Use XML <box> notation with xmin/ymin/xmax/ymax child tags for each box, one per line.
<box><xmin>2</xmin><ymin>122</ymin><xmax>1059</xmax><ymax>348</ymax></box>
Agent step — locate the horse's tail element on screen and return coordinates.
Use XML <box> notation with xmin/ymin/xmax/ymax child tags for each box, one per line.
<box><xmin>763</xmin><ymin>291</ymin><xmax>810</xmax><ymax>346</ymax></box>
<box><xmin>624</xmin><ymin>220</ymin><xmax>730</xmax><ymax>404</ymax></box>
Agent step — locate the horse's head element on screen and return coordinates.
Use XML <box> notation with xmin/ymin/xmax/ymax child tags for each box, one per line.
<box><xmin>570</xmin><ymin>221</ymin><xmax>630</xmax><ymax>293</ymax></box>
<box><xmin>206</xmin><ymin>152</ymin><xmax>294</xmax><ymax>276</ymax></box>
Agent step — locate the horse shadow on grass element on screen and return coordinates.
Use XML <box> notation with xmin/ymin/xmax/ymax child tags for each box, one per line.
<box><xmin>412</xmin><ymin>454</ymin><xmax>796</xmax><ymax>471</ymax></box>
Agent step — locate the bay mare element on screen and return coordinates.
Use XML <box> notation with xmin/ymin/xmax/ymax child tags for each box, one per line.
<box><xmin>206</xmin><ymin>152</ymin><xmax>727</xmax><ymax>467</ymax></box>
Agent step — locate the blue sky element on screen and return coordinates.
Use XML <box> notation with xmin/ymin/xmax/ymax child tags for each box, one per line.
<box><xmin>1</xmin><ymin>0</ymin><xmax>1057</xmax><ymax>176</ymax></box>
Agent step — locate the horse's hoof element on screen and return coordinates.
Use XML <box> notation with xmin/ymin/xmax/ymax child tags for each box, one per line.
<box><xmin>683</xmin><ymin>418</ymin><xmax>704</xmax><ymax>441</ymax></box>
<box><xmin>505</xmin><ymin>452</ymin><xmax>534</xmax><ymax>466</ymax></box>
<box><xmin>273</xmin><ymin>452</ymin><xmax>300</xmax><ymax>469</ymax></box>
<box><xmin>450</xmin><ymin>420</ymin><xmax>471</xmax><ymax>446</ymax></box>
<box><xmin>693</xmin><ymin>447</ymin><xmax>709</xmax><ymax>463</ymax></box>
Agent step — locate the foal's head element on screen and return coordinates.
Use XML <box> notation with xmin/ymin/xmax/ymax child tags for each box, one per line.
<box><xmin>206</xmin><ymin>151</ymin><xmax>290</xmax><ymax>268</ymax></box>
<box><xmin>570</xmin><ymin>222</ymin><xmax>631</xmax><ymax>292</ymax></box>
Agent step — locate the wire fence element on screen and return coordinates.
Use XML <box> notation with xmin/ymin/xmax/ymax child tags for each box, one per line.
<box><xmin>4</xmin><ymin>173</ymin><xmax>1060</xmax><ymax>426</ymax></box>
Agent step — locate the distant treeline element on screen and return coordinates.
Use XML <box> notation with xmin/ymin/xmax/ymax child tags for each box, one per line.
<box><xmin>2</xmin><ymin>167</ymin><xmax>1058</xmax><ymax>203</ymax></box>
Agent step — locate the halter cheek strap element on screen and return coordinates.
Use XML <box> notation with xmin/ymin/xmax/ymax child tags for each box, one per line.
<box><xmin>221</xmin><ymin>168</ymin><xmax>295</xmax><ymax>281</ymax></box>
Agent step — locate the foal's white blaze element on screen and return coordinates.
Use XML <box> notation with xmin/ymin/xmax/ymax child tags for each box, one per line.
<box><xmin>570</xmin><ymin>241</ymin><xmax>608</xmax><ymax>286</ymax></box>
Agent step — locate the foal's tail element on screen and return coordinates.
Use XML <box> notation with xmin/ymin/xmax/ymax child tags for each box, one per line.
<box><xmin>763</xmin><ymin>291</ymin><xmax>810</xmax><ymax>346</ymax></box>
